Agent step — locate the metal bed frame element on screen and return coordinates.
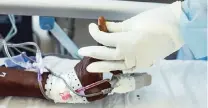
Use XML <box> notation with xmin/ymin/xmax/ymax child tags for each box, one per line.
<box><xmin>0</xmin><ymin>0</ymin><xmax>166</xmax><ymax>20</ymax></box>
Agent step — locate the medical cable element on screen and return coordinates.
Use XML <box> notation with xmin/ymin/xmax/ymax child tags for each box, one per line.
<box><xmin>11</xmin><ymin>47</ymin><xmax>23</xmax><ymax>54</ymax></box>
<box><xmin>0</xmin><ymin>15</ymin><xmax>17</xmax><ymax>50</ymax></box>
<box><xmin>0</xmin><ymin>15</ymin><xmax>35</xmax><ymax>57</ymax></box>
<box><xmin>5</xmin><ymin>15</ymin><xmax>17</xmax><ymax>41</ymax></box>
<box><xmin>8</xmin><ymin>47</ymin><xmax>15</xmax><ymax>56</ymax></box>
<box><xmin>1</xmin><ymin>40</ymin><xmax>40</xmax><ymax>68</ymax></box>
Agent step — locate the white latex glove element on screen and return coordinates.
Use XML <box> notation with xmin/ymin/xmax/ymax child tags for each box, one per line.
<box><xmin>78</xmin><ymin>1</ymin><xmax>184</xmax><ymax>73</ymax></box>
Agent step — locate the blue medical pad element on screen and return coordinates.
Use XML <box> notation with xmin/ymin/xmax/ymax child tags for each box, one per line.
<box><xmin>4</xmin><ymin>52</ymin><xmax>34</xmax><ymax>69</ymax></box>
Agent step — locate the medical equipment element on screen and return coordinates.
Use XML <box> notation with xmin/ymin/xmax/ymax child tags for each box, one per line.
<box><xmin>39</xmin><ymin>16</ymin><xmax>80</xmax><ymax>59</ymax></box>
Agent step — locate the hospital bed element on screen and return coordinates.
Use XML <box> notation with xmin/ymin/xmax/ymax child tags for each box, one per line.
<box><xmin>0</xmin><ymin>0</ymin><xmax>206</xmax><ymax>108</ymax></box>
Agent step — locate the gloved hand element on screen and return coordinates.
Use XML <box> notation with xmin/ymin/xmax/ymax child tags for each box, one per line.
<box><xmin>78</xmin><ymin>1</ymin><xmax>184</xmax><ymax>73</ymax></box>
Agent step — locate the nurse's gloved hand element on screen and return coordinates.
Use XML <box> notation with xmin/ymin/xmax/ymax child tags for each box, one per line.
<box><xmin>79</xmin><ymin>1</ymin><xmax>184</xmax><ymax>73</ymax></box>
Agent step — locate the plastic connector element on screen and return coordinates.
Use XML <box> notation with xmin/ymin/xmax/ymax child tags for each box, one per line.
<box><xmin>39</xmin><ymin>16</ymin><xmax>55</xmax><ymax>30</ymax></box>
<box><xmin>101</xmin><ymin>88</ymin><xmax>113</xmax><ymax>95</ymax></box>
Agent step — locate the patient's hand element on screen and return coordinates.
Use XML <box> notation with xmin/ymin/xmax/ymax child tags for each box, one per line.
<box><xmin>43</xmin><ymin>56</ymin><xmax>111</xmax><ymax>103</ymax></box>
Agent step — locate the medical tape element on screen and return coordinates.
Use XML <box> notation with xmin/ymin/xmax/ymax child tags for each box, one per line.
<box><xmin>37</xmin><ymin>70</ymin><xmax>52</xmax><ymax>100</ymax></box>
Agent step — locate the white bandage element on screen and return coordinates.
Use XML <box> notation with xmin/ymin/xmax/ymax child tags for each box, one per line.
<box><xmin>112</xmin><ymin>74</ymin><xmax>136</xmax><ymax>94</ymax></box>
<box><xmin>45</xmin><ymin>69</ymin><xmax>88</xmax><ymax>103</ymax></box>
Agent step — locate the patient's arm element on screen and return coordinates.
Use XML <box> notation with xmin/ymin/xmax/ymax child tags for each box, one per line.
<box><xmin>0</xmin><ymin>67</ymin><xmax>48</xmax><ymax>98</ymax></box>
<box><xmin>0</xmin><ymin>57</ymin><xmax>112</xmax><ymax>103</ymax></box>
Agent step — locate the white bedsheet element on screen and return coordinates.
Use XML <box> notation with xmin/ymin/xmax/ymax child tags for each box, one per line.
<box><xmin>0</xmin><ymin>60</ymin><xmax>207</xmax><ymax>108</ymax></box>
